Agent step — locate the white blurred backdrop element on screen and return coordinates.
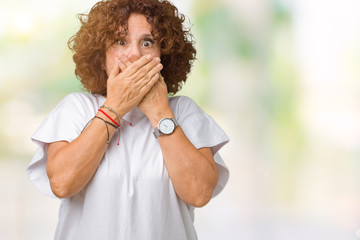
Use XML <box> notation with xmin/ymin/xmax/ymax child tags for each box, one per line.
<box><xmin>0</xmin><ymin>0</ymin><xmax>359</xmax><ymax>239</ymax></box>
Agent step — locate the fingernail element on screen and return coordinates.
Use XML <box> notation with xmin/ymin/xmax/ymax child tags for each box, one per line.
<box><xmin>155</xmin><ymin>57</ymin><xmax>160</xmax><ymax>62</ymax></box>
<box><xmin>157</xmin><ymin>63</ymin><xmax>163</xmax><ymax>69</ymax></box>
<box><xmin>147</xmin><ymin>55</ymin><xmax>152</xmax><ymax>60</ymax></box>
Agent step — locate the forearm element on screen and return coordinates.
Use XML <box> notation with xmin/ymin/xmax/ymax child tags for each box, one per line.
<box><xmin>148</xmin><ymin>112</ymin><xmax>218</xmax><ymax>207</ymax></box>
<box><xmin>47</xmin><ymin>56</ymin><xmax>161</xmax><ymax>198</ymax></box>
<box><xmin>160</xmin><ymin>129</ymin><xmax>218</xmax><ymax>207</ymax></box>
<box><xmin>118</xmin><ymin>54</ymin><xmax>218</xmax><ymax>206</ymax></box>
<box><xmin>47</xmin><ymin>111</ymin><xmax>118</xmax><ymax>198</ymax></box>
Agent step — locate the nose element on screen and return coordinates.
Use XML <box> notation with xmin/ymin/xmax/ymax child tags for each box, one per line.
<box><xmin>125</xmin><ymin>43</ymin><xmax>142</xmax><ymax>58</ymax></box>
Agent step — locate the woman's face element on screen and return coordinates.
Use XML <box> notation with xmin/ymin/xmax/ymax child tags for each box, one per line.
<box><xmin>104</xmin><ymin>13</ymin><xmax>161</xmax><ymax>75</ymax></box>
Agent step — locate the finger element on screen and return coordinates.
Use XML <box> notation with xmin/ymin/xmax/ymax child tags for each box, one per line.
<box><xmin>125</xmin><ymin>54</ymin><xmax>154</xmax><ymax>76</ymax></box>
<box><xmin>132</xmin><ymin>59</ymin><xmax>162</xmax><ymax>83</ymax></box>
<box><xmin>118</xmin><ymin>55</ymin><xmax>143</xmax><ymax>73</ymax></box>
<box><xmin>119</xmin><ymin>54</ymin><xmax>132</xmax><ymax>68</ymax></box>
<box><xmin>138</xmin><ymin>73</ymin><xmax>160</xmax><ymax>95</ymax></box>
<box><xmin>129</xmin><ymin>55</ymin><xmax>140</xmax><ymax>63</ymax></box>
<box><xmin>117</xmin><ymin>55</ymin><xmax>127</xmax><ymax>72</ymax></box>
<box><xmin>109</xmin><ymin>58</ymin><xmax>120</xmax><ymax>79</ymax></box>
<box><xmin>136</xmin><ymin>62</ymin><xmax>162</xmax><ymax>88</ymax></box>
<box><xmin>158</xmin><ymin>74</ymin><xmax>167</xmax><ymax>88</ymax></box>
<box><xmin>159</xmin><ymin>74</ymin><xmax>165</xmax><ymax>82</ymax></box>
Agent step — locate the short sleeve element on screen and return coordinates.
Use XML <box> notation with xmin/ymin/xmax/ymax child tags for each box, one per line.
<box><xmin>172</xmin><ymin>96</ymin><xmax>230</xmax><ymax>198</ymax></box>
<box><xmin>27</xmin><ymin>93</ymin><xmax>98</xmax><ymax>197</ymax></box>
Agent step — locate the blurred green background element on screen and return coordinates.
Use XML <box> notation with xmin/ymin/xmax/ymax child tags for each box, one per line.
<box><xmin>1</xmin><ymin>0</ymin><xmax>360</xmax><ymax>239</ymax></box>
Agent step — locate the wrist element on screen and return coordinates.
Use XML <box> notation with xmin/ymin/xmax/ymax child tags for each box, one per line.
<box><xmin>148</xmin><ymin>108</ymin><xmax>175</xmax><ymax>128</ymax></box>
<box><xmin>102</xmin><ymin>101</ymin><xmax>126</xmax><ymax>122</ymax></box>
<box><xmin>98</xmin><ymin>107</ymin><xmax>120</xmax><ymax>125</ymax></box>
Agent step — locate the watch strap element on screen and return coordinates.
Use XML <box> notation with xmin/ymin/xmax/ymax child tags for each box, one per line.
<box><xmin>153</xmin><ymin>127</ymin><xmax>161</xmax><ymax>138</ymax></box>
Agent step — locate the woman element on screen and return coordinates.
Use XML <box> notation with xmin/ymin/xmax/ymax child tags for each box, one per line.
<box><xmin>27</xmin><ymin>0</ymin><xmax>229</xmax><ymax>239</ymax></box>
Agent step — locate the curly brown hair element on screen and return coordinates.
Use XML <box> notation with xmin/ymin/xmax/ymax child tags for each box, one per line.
<box><xmin>68</xmin><ymin>0</ymin><xmax>196</xmax><ymax>96</ymax></box>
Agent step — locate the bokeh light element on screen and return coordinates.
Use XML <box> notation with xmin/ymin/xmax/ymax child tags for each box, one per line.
<box><xmin>12</xmin><ymin>12</ymin><xmax>35</xmax><ymax>35</ymax></box>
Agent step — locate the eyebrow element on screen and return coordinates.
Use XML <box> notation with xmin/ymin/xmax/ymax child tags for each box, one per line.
<box><xmin>116</xmin><ymin>32</ymin><xmax>155</xmax><ymax>40</ymax></box>
<box><xmin>141</xmin><ymin>33</ymin><xmax>154</xmax><ymax>39</ymax></box>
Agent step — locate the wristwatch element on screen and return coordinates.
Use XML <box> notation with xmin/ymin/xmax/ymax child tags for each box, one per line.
<box><xmin>153</xmin><ymin>117</ymin><xmax>179</xmax><ymax>138</ymax></box>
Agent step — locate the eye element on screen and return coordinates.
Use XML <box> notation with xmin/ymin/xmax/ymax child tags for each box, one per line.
<box><xmin>142</xmin><ymin>38</ymin><xmax>154</xmax><ymax>47</ymax></box>
<box><xmin>117</xmin><ymin>39</ymin><xmax>126</xmax><ymax>46</ymax></box>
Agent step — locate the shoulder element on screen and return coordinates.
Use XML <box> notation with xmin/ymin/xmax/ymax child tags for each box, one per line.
<box><xmin>32</xmin><ymin>92</ymin><xmax>101</xmax><ymax>143</ymax></box>
<box><xmin>59</xmin><ymin>92</ymin><xmax>103</xmax><ymax>110</ymax></box>
<box><xmin>62</xmin><ymin>92</ymin><xmax>100</xmax><ymax>105</ymax></box>
<box><xmin>50</xmin><ymin>92</ymin><xmax>103</xmax><ymax>120</ymax></box>
<box><xmin>169</xmin><ymin>95</ymin><xmax>200</xmax><ymax>112</ymax></box>
<box><xmin>169</xmin><ymin>96</ymin><xmax>207</xmax><ymax>124</ymax></box>
<box><xmin>169</xmin><ymin>95</ymin><xmax>196</xmax><ymax>105</ymax></box>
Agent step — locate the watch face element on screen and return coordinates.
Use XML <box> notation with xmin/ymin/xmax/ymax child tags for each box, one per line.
<box><xmin>159</xmin><ymin>118</ymin><xmax>175</xmax><ymax>134</ymax></box>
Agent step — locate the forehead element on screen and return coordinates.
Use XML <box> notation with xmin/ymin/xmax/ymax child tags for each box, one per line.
<box><xmin>119</xmin><ymin>14</ymin><xmax>153</xmax><ymax>35</ymax></box>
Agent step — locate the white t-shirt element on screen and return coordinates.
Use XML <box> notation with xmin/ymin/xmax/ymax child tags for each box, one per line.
<box><xmin>27</xmin><ymin>92</ymin><xmax>229</xmax><ymax>240</ymax></box>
